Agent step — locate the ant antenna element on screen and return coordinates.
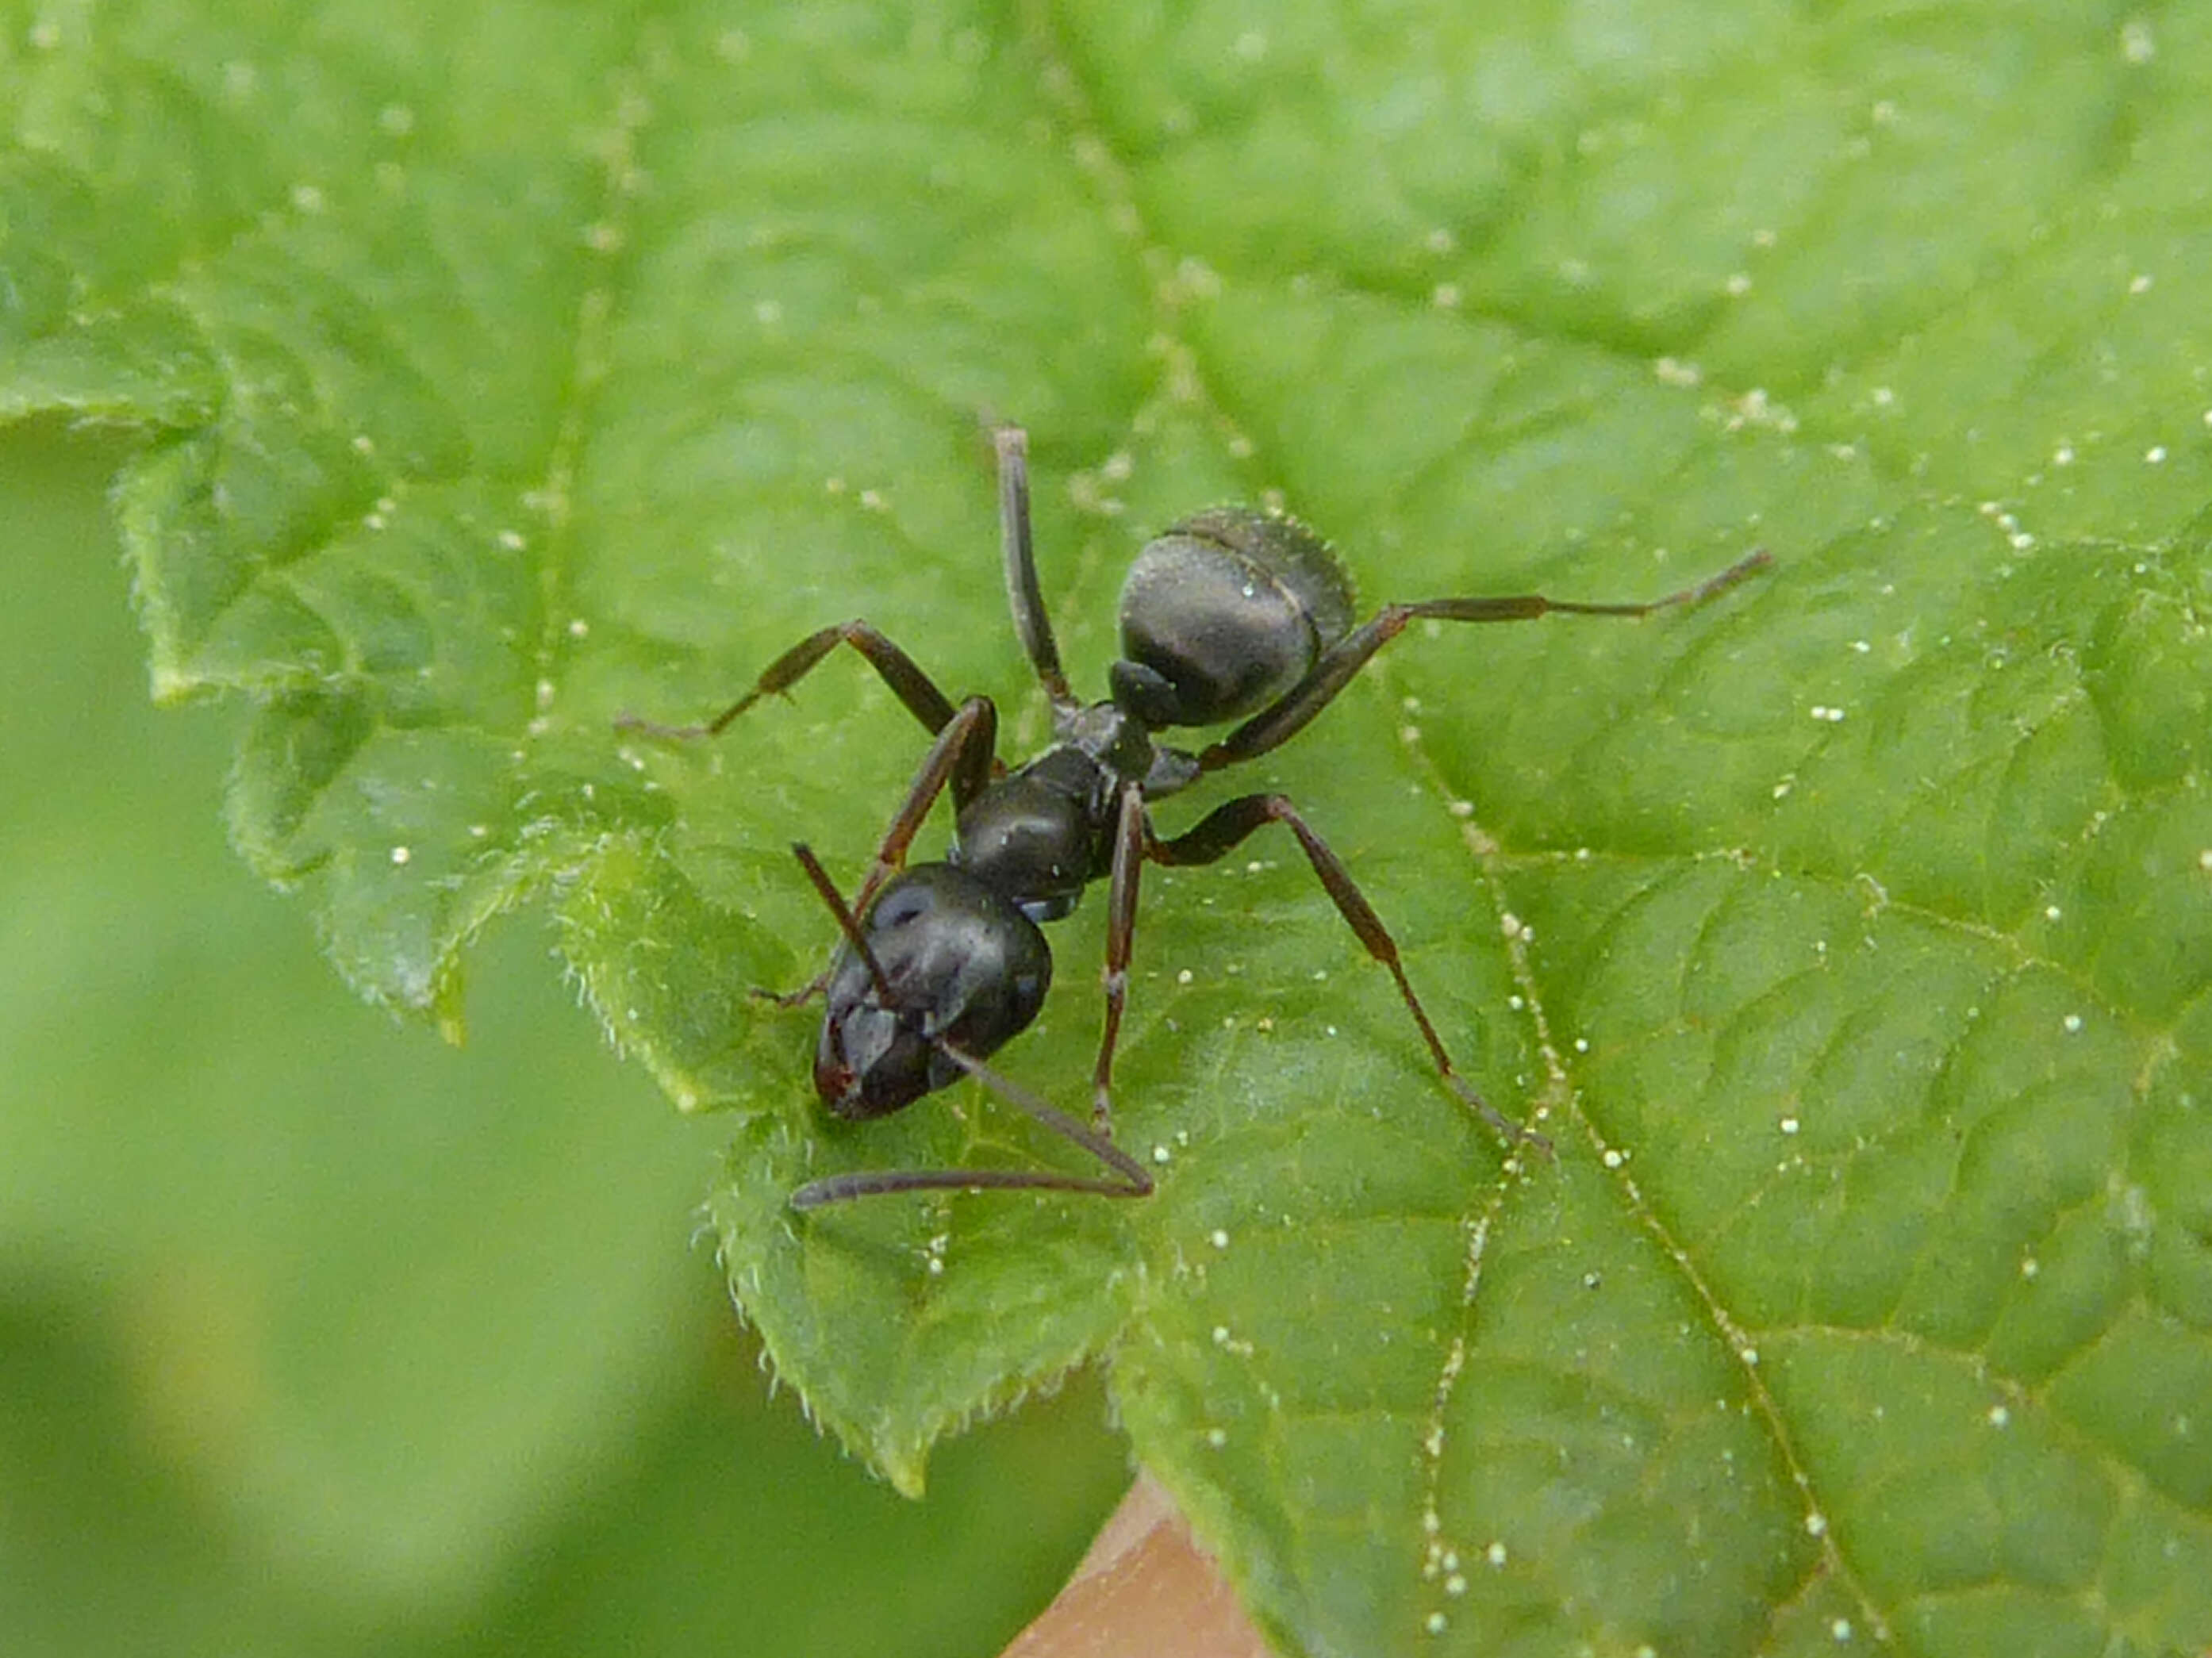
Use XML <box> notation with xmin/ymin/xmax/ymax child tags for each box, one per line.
<box><xmin>789</xmin><ymin>1042</ymin><xmax>1154</xmax><ymax>1207</ymax></box>
<box><xmin>781</xmin><ymin>845</ymin><xmax>1154</xmax><ymax>1210</ymax></box>
<box><xmin>790</xmin><ymin>843</ymin><xmax>896</xmax><ymax>1004</ymax></box>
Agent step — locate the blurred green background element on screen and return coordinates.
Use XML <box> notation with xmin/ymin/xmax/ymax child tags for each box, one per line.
<box><xmin>0</xmin><ymin>420</ymin><xmax>1131</xmax><ymax>1657</ymax></box>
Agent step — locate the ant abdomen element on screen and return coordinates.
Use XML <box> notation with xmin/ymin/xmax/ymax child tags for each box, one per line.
<box><xmin>1109</xmin><ymin>508</ymin><xmax>1356</xmax><ymax>731</ymax></box>
<box><xmin>814</xmin><ymin>865</ymin><xmax>1053</xmax><ymax>1121</ymax></box>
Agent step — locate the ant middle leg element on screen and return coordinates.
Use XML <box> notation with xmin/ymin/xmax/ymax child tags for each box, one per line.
<box><xmin>1198</xmin><ymin>549</ymin><xmax>1772</xmax><ymax>773</ymax></box>
<box><xmin>1152</xmin><ymin>793</ymin><xmax>1553</xmax><ymax>1156</ymax></box>
<box><xmin>1089</xmin><ymin>781</ymin><xmax>1150</xmax><ymax>1131</ymax></box>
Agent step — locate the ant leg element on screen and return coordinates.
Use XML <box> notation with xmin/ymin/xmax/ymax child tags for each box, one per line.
<box><xmin>617</xmin><ymin>620</ymin><xmax>987</xmax><ymax>796</ymax></box>
<box><xmin>1090</xmin><ymin>781</ymin><xmax>1149</xmax><ymax>1130</ymax></box>
<box><xmin>850</xmin><ymin>694</ymin><xmax>998</xmax><ymax>914</ymax></box>
<box><xmin>753</xmin><ymin>698</ymin><xmax>999</xmax><ymax>1006</ymax></box>
<box><xmin>789</xmin><ymin>1043</ymin><xmax>1154</xmax><ymax>1208</ymax></box>
<box><xmin>993</xmin><ymin>425</ymin><xmax>1079</xmax><ymax>715</ymax></box>
<box><xmin>1199</xmin><ymin>549</ymin><xmax>1772</xmax><ymax>773</ymax></box>
<box><xmin>1153</xmin><ymin>793</ymin><xmax>1553</xmax><ymax>1156</ymax></box>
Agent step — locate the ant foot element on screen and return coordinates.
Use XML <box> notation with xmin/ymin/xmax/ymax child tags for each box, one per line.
<box><xmin>1446</xmin><ymin>1073</ymin><xmax>1554</xmax><ymax>1161</ymax></box>
<box><xmin>613</xmin><ymin>712</ymin><xmax>712</xmax><ymax>743</ymax></box>
<box><xmin>751</xmin><ymin>978</ymin><xmax>828</xmax><ymax>1009</ymax></box>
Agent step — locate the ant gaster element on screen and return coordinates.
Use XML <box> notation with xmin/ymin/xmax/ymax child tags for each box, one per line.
<box><xmin>621</xmin><ymin>428</ymin><xmax>1769</xmax><ymax>1209</ymax></box>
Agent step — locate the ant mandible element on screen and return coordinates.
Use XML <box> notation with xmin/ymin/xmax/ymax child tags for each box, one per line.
<box><xmin>621</xmin><ymin>428</ymin><xmax>1769</xmax><ymax>1209</ymax></box>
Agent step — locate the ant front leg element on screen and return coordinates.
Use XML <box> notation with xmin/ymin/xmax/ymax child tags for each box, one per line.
<box><xmin>1199</xmin><ymin>549</ymin><xmax>1772</xmax><ymax>773</ymax></box>
<box><xmin>850</xmin><ymin>694</ymin><xmax>999</xmax><ymax>916</ymax></box>
<box><xmin>1153</xmin><ymin>793</ymin><xmax>1553</xmax><ymax>1157</ymax></box>
<box><xmin>754</xmin><ymin>696</ymin><xmax>1000</xmax><ymax>1008</ymax></box>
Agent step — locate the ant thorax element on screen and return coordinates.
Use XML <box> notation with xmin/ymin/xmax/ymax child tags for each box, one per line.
<box><xmin>1055</xmin><ymin>698</ymin><xmax>1152</xmax><ymax>770</ymax></box>
<box><xmin>1061</xmin><ymin>697</ymin><xmax>1201</xmax><ymax>799</ymax></box>
<box><xmin>948</xmin><ymin>749</ymin><xmax>1101</xmax><ymax>923</ymax></box>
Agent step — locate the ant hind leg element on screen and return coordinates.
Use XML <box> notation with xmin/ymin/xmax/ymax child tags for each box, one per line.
<box><xmin>1200</xmin><ymin>549</ymin><xmax>1772</xmax><ymax>773</ymax></box>
<box><xmin>1152</xmin><ymin>792</ymin><xmax>1553</xmax><ymax>1157</ymax></box>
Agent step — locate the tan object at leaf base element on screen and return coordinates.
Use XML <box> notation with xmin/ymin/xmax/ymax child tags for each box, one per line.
<box><xmin>1003</xmin><ymin>1472</ymin><xmax>1272</xmax><ymax>1658</ymax></box>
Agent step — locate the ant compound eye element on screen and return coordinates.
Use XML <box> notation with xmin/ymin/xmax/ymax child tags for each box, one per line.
<box><xmin>874</xmin><ymin>884</ymin><xmax>932</xmax><ymax>928</ymax></box>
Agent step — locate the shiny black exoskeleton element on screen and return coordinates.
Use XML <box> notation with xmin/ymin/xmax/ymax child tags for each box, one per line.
<box><xmin>811</xmin><ymin>863</ymin><xmax>1051</xmax><ymax>1119</ymax></box>
<box><xmin>1108</xmin><ymin>506</ymin><xmax>1355</xmax><ymax>729</ymax></box>
<box><xmin>620</xmin><ymin>427</ymin><xmax>1770</xmax><ymax>1208</ymax></box>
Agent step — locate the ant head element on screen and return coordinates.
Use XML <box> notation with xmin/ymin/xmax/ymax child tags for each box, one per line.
<box><xmin>814</xmin><ymin>865</ymin><xmax>1052</xmax><ymax>1120</ymax></box>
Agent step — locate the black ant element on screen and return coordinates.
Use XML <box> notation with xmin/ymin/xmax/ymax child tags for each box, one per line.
<box><xmin>620</xmin><ymin>428</ymin><xmax>1768</xmax><ymax>1209</ymax></box>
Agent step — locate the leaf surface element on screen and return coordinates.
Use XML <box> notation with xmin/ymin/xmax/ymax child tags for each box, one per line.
<box><xmin>10</xmin><ymin>2</ymin><xmax>2212</xmax><ymax>1652</ymax></box>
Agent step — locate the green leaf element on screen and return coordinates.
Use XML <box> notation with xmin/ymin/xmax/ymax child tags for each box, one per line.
<box><xmin>0</xmin><ymin>419</ymin><xmax>1129</xmax><ymax>1658</ymax></box>
<box><xmin>10</xmin><ymin>2</ymin><xmax>2211</xmax><ymax>1653</ymax></box>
